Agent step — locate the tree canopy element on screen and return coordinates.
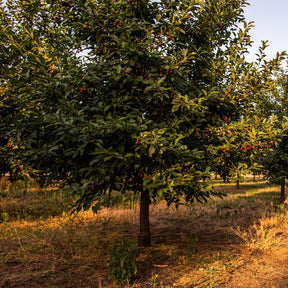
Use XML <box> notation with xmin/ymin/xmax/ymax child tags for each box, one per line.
<box><xmin>1</xmin><ymin>0</ymin><xmax>287</xmax><ymax>246</ymax></box>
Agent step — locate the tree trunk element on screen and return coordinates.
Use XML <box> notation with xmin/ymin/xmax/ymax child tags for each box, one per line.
<box><xmin>236</xmin><ymin>179</ymin><xmax>240</xmax><ymax>189</ymax></box>
<box><xmin>138</xmin><ymin>189</ymin><xmax>151</xmax><ymax>247</ymax></box>
<box><xmin>280</xmin><ymin>178</ymin><xmax>286</xmax><ymax>204</ymax></box>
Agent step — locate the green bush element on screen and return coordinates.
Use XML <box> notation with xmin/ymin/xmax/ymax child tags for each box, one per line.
<box><xmin>108</xmin><ymin>238</ymin><xmax>140</xmax><ymax>286</ymax></box>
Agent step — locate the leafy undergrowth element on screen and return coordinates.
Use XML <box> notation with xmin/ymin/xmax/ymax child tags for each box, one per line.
<box><xmin>1</xmin><ymin>177</ymin><xmax>288</xmax><ymax>287</ymax></box>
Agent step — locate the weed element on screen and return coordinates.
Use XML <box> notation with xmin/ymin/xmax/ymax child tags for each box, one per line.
<box><xmin>0</xmin><ymin>212</ymin><xmax>9</xmax><ymax>222</ymax></box>
<box><xmin>107</xmin><ymin>238</ymin><xmax>140</xmax><ymax>286</ymax></box>
<box><xmin>200</xmin><ymin>264</ymin><xmax>220</xmax><ymax>287</ymax></box>
<box><xmin>275</xmin><ymin>203</ymin><xmax>287</xmax><ymax>222</ymax></box>
<box><xmin>148</xmin><ymin>274</ymin><xmax>159</xmax><ymax>288</ymax></box>
<box><xmin>186</xmin><ymin>231</ymin><xmax>198</xmax><ymax>257</ymax></box>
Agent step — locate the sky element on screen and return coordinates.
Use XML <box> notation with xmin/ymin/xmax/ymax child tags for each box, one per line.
<box><xmin>243</xmin><ymin>0</ymin><xmax>288</xmax><ymax>62</ymax></box>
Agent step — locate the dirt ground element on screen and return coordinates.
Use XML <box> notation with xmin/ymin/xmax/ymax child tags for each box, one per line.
<box><xmin>1</xmin><ymin>179</ymin><xmax>288</xmax><ymax>287</ymax></box>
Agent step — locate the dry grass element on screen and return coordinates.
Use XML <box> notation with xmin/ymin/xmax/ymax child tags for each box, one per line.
<box><xmin>1</xmin><ymin>177</ymin><xmax>288</xmax><ymax>287</ymax></box>
<box><xmin>231</xmin><ymin>209</ymin><xmax>288</xmax><ymax>251</ymax></box>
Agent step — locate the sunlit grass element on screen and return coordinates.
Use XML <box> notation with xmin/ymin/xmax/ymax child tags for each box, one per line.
<box><xmin>231</xmin><ymin>211</ymin><xmax>288</xmax><ymax>251</ymax></box>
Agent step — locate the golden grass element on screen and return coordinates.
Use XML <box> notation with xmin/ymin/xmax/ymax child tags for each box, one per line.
<box><xmin>230</xmin><ymin>204</ymin><xmax>288</xmax><ymax>252</ymax></box>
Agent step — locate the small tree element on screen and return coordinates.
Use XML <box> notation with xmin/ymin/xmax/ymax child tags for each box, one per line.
<box><xmin>259</xmin><ymin>63</ymin><xmax>288</xmax><ymax>203</ymax></box>
<box><xmin>261</xmin><ymin>135</ymin><xmax>288</xmax><ymax>203</ymax></box>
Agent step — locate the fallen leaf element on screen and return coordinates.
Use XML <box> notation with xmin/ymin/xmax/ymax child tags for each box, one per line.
<box><xmin>153</xmin><ymin>264</ymin><xmax>169</xmax><ymax>268</ymax></box>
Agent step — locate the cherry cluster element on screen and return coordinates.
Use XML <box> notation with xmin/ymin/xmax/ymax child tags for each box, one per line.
<box><xmin>239</xmin><ymin>142</ymin><xmax>273</xmax><ymax>151</ymax></box>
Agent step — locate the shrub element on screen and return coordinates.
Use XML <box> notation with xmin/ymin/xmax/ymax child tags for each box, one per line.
<box><xmin>108</xmin><ymin>238</ymin><xmax>140</xmax><ymax>286</ymax></box>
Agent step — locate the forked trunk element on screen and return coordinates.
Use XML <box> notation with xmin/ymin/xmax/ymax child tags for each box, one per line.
<box><xmin>280</xmin><ymin>178</ymin><xmax>286</xmax><ymax>204</ymax></box>
<box><xmin>138</xmin><ymin>189</ymin><xmax>151</xmax><ymax>247</ymax></box>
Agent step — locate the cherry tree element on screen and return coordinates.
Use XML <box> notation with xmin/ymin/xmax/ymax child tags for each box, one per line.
<box><xmin>2</xmin><ymin>0</ymin><xmax>275</xmax><ymax>246</ymax></box>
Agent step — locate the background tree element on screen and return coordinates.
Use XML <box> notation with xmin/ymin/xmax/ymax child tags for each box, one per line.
<box><xmin>208</xmin><ymin>39</ymin><xmax>288</xmax><ymax>189</ymax></box>
<box><xmin>261</xmin><ymin>135</ymin><xmax>288</xmax><ymax>203</ymax></box>
<box><xmin>257</xmin><ymin>54</ymin><xmax>288</xmax><ymax>203</ymax></box>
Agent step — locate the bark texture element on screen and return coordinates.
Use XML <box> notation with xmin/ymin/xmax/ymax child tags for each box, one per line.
<box><xmin>138</xmin><ymin>189</ymin><xmax>151</xmax><ymax>247</ymax></box>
